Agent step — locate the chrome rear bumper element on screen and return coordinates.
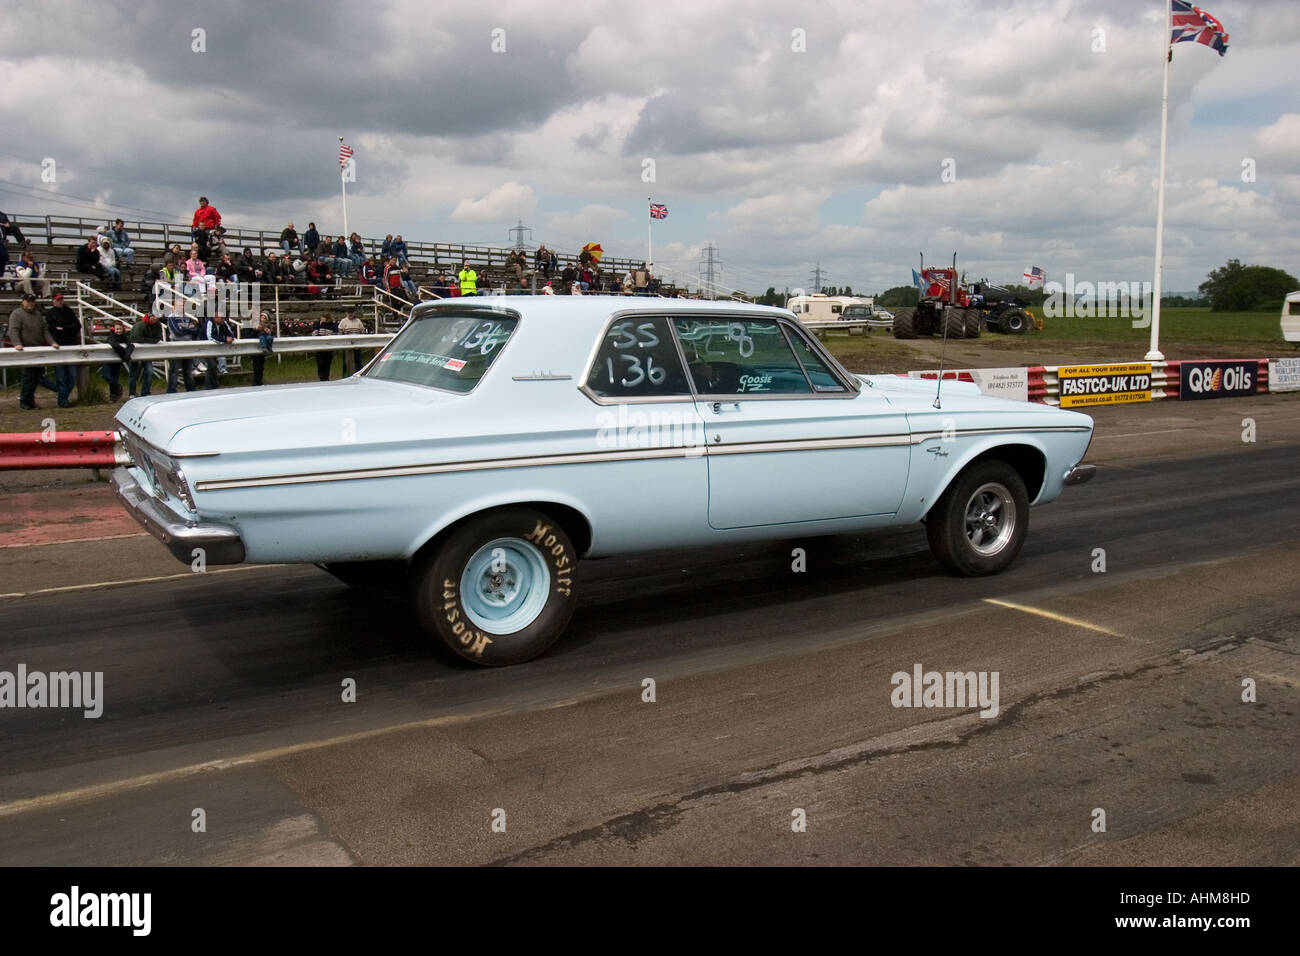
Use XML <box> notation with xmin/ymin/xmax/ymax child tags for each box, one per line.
<box><xmin>111</xmin><ymin>466</ymin><xmax>245</xmax><ymax>565</ymax></box>
<box><xmin>1064</xmin><ymin>463</ymin><xmax>1097</xmax><ymax>486</ymax></box>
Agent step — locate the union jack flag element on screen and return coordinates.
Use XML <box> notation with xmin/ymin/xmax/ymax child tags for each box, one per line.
<box><xmin>339</xmin><ymin>142</ymin><xmax>354</xmax><ymax>168</ymax></box>
<box><xmin>1023</xmin><ymin>265</ymin><xmax>1045</xmax><ymax>286</ymax></box>
<box><xmin>649</xmin><ymin>203</ymin><xmax>668</xmax><ymax>220</ymax></box>
<box><xmin>1171</xmin><ymin>1</ymin><xmax>1229</xmax><ymax>56</ymax></box>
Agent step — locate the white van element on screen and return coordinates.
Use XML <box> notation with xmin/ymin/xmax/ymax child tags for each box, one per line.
<box><xmin>1282</xmin><ymin>291</ymin><xmax>1300</xmax><ymax>345</ymax></box>
<box><xmin>786</xmin><ymin>294</ymin><xmax>873</xmax><ymax>322</ymax></box>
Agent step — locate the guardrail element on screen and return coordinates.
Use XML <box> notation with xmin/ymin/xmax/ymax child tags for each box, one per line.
<box><xmin>0</xmin><ymin>430</ymin><xmax>126</xmax><ymax>469</ymax></box>
<box><xmin>0</xmin><ymin>334</ymin><xmax>394</xmax><ymax>369</ymax></box>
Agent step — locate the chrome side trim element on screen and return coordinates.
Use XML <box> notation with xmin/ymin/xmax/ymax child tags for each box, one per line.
<box><xmin>194</xmin><ymin>445</ymin><xmax>705</xmax><ymax>491</ymax></box>
<box><xmin>192</xmin><ymin>424</ymin><xmax>1094</xmax><ymax>491</ymax></box>
<box><xmin>910</xmin><ymin>425</ymin><xmax>1093</xmax><ymax>443</ymax></box>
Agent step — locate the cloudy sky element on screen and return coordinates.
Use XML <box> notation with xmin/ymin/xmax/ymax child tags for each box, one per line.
<box><xmin>1</xmin><ymin>0</ymin><xmax>1296</xmax><ymax>295</ymax></box>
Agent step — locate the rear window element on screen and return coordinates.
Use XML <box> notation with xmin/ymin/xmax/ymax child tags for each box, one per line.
<box><xmin>366</xmin><ymin>311</ymin><xmax>517</xmax><ymax>392</ymax></box>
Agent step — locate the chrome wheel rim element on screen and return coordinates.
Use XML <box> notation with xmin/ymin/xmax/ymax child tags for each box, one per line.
<box><xmin>460</xmin><ymin>537</ymin><xmax>551</xmax><ymax>634</ymax></box>
<box><xmin>964</xmin><ymin>482</ymin><xmax>1016</xmax><ymax>556</ymax></box>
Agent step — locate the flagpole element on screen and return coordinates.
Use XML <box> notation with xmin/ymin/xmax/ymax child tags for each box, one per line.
<box><xmin>1146</xmin><ymin>3</ymin><xmax>1173</xmax><ymax>362</ymax></box>
<box><xmin>647</xmin><ymin>196</ymin><xmax>653</xmax><ymax>271</ymax></box>
<box><xmin>339</xmin><ymin>136</ymin><xmax>349</xmax><ymax>240</ymax></box>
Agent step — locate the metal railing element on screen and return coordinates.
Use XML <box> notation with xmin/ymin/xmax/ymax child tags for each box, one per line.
<box><xmin>9</xmin><ymin>213</ymin><xmax>656</xmax><ymax>279</ymax></box>
<box><xmin>0</xmin><ymin>334</ymin><xmax>394</xmax><ymax>369</ymax></box>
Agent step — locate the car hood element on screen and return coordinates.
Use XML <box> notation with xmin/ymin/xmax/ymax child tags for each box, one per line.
<box><xmin>118</xmin><ymin>377</ymin><xmax>454</xmax><ymax>454</ymax></box>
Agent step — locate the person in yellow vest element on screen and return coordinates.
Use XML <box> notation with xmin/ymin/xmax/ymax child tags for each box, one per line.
<box><xmin>458</xmin><ymin>261</ymin><xmax>477</xmax><ymax>296</ymax></box>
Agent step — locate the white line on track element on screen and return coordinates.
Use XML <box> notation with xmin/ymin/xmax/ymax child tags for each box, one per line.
<box><xmin>982</xmin><ymin>597</ymin><xmax>1122</xmax><ymax>637</ymax></box>
<box><xmin>0</xmin><ymin>564</ymin><xmax>283</xmax><ymax>600</ymax></box>
<box><xmin>0</xmin><ymin>532</ymin><xmax>147</xmax><ymax>549</ymax></box>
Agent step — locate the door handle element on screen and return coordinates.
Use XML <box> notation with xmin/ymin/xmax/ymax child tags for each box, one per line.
<box><xmin>711</xmin><ymin>401</ymin><xmax>742</xmax><ymax>414</ymax></box>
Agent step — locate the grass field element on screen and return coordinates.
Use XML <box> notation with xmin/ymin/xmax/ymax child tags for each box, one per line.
<box><xmin>1025</xmin><ymin>307</ymin><xmax>1285</xmax><ymax>346</ymax></box>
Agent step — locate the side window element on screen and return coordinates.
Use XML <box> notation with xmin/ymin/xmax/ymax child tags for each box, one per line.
<box><xmin>673</xmin><ymin>318</ymin><xmax>812</xmax><ymax>395</ymax></box>
<box><xmin>585</xmin><ymin>316</ymin><xmax>690</xmax><ymax>398</ymax></box>
<box><xmin>786</xmin><ymin>326</ymin><xmax>847</xmax><ymax>391</ymax></box>
<box><xmin>831</xmin><ymin>304</ymin><xmax>842</xmax><ymax>314</ymax></box>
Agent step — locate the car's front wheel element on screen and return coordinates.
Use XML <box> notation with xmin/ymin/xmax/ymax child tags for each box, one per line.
<box><xmin>413</xmin><ymin>507</ymin><xmax>578</xmax><ymax>666</ymax></box>
<box><xmin>926</xmin><ymin>461</ymin><xmax>1029</xmax><ymax>576</ymax></box>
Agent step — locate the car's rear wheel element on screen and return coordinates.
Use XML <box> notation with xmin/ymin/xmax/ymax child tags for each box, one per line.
<box><xmin>413</xmin><ymin>507</ymin><xmax>578</xmax><ymax>666</ymax></box>
<box><xmin>926</xmin><ymin>461</ymin><xmax>1029</xmax><ymax>576</ymax></box>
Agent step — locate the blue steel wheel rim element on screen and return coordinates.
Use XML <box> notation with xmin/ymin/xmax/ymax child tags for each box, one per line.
<box><xmin>460</xmin><ymin>537</ymin><xmax>551</xmax><ymax>635</ymax></box>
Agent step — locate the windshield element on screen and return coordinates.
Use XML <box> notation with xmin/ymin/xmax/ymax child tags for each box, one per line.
<box><xmin>366</xmin><ymin>310</ymin><xmax>518</xmax><ymax>393</ymax></box>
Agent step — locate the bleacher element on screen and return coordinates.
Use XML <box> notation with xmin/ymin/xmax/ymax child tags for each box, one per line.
<box><xmin>0</xmin><ymin>212</ymin><xmax>682</xmax><ymax>335</ymax></box>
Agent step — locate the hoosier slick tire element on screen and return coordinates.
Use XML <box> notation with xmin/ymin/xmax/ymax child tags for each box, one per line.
<box><xmin>413</xmin><ymin>507</ymin><xmax>578</xmax><ymax>666</ymax></box>
<box><xmin>925</xmin><ymin>460</ymin><xmax>1030</xmax><ymax>577</ymax></box>
<box><xmin>891</xmin><ymin>307</ymin><xmax>917</xmax><ymax>339</ymax></box>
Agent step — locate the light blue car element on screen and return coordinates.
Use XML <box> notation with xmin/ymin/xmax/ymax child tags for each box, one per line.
<box><xmin>113</xmin><ymin>296</ymin><xmax>1095</xmax><ymax>666</ymax></box>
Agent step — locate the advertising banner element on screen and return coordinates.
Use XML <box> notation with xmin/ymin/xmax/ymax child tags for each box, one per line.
<box><xmin>1267</xmin><ymin>357</ymin><xmax>1300</xmax><ymax>393</ymax></box>
<box><xmin>1179</xmin><ymin>360</ymin><xmax>1257</xmax><ymax>400</ymax></box>
<box><xmin>1057</xmin><ymin>363</ymin><xmax>1152</xmax><ymax>409</ymax></box>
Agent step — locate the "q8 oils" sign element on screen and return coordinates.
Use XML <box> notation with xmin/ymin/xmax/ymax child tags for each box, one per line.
<box><xmin>1179</xmin><ymin>360</ymin><xmax>1257</xmax><ymax>400</ymax></box>
<box><xmin>1057</xmin><ymin>363</ymin><xmax>1152</xmax><ymax>409</ymax></box>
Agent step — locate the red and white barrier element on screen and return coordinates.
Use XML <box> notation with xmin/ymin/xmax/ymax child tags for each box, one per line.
<box><xmin>0</xmin><ymin>430</ymin><xmax>126</xmax><ymax>470</ymax></box>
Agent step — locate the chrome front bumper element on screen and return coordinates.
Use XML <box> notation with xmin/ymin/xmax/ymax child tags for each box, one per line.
<box><xmin>111</xmin><ymin>466</ymin><xmax>245</xmax><ymax>565</ymax></box>
<box><xmin>1064</xmin><ymin>463</ymin><xmax>1097</xmax><ymax>486</ymax></box>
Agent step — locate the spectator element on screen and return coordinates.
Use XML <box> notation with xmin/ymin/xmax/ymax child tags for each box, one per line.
<box><xmin>560</xmin><ymin>262</ymin><xmax>576</xmax><ymax>294</ymax></box>
<box><xmin>303</xmin><ymin>222</ymin><xmax>320</xmax><ymax>254</ymax></box>
<box><xmin>0</xmin><ymin>209</ymin><xmax>29</xmax><ymax>248</ymax></box>
<box><xmin>166</xmin><ymin>309</ymin><xmax>199</xmax><ymax>393</ymax></box>
<box><xmin>101</xmin><ymin>318</ymin><xmax>131</xmax><ymax>400</ymax></box>
<box><xmin>280</xmin><ymin>222</ymin><xmax>300</xmax><ymax>253</ymax></box>
<box><xmin>168</xmin><ymin>242</ymin><xmax>185</xmax><ymax>263</ymax></box>
<box><xmin>383</xmin><ymin>256</ymin><xmax>406</xmax><ymax>301</ymax></box>
<box><xmin>307</xmin><ymin>254</ymin><xmax>334</xmax><ymax>296</ymax></box>
<box><xmin>76</xmin><ymin>236</ymin><xmax>104</xmax><ymax>280</ymax></box>
<box><xmin>622</xmin><ymin>270</ymin><xmax>635</xmax><ymax>295</ymax></box>
<box><xmin>15</xmin><ymin>251</ymin><xmax>51</xmax><ymax>298</ymax></box>
<box><xmin>236</xmin><ymin>247</ymin><xmax>261</xmax><ymax>284</ymax></box>
<box><xmin>399</xmin><ymin>260</ymin><xmax>417</xmax><ymax>298</ymax></box>
<box><xmin>359</xmin><ymin>257</ymin><xmax>380</xmax><ymax>286</ymax></box>
<box><xmin>390</xmin><ymin>235</ymin><xmax>409</xmax><ymax>266</ymax></box>
<box><xmin>8</xmin><ymin>294</ymin><xmax>59</xmax><ymax>409</ymax></box>
<box><xmin>139</xmin><ymin>260</ymin><xmax>163</xmax><ymax>313</ymax></box>
<box><xmin>261</xmin><ymin>251</ymin><xmax>287</xmax><ymax>290</ymax></box>
<box><xmin>458</xmin><ymin>261</ymin><xmax>478</xmax><ymax>297</ymax></box>
<box><xmin>337</xmin><ymin>310</ymin><xmax>366</xmax><ymax>375</ymax></box>
<box><xmin>203</xmin><ymin>312</ymin><xmax>235</xmax><ymax>388</ymax></box>
<box><xmin>98</xmin><ymin>237</ymin><xmax>122</xmax><ymax>289</ymax></box>
<box><xmin>579</xmin><ymin>264</ymin><xmax>593</xmax><ymax>291</ymax></box>
<box><xmin>634</xmin><ymin>263</ymin><xmax>650</xmax><ymax>295</ymax></box>
<box><xmin>541</xmin><ymin>280</ymin><xmax>554</xmax><ymax>295</ymax></box>
<box><xmin>348</xmin><ymin>233</ymin><xmax>365</xmax><ymax>268</ymax></box>
<box><xmin>508</xmin><ymin>249</ymin><xmax>528</xmax><ymax>285</ymax></box>
<box><xmin>248</xmin><ymin>310</ymin><xmax>274</xmax><ymax>387</ymax></box>
<box><xmin>110</xmin><ymin>219</ymin><xmax>134</xmax><ymax>267</ymax></box>
<box><xmin>191</xmin><ymin>196</ymin><xmax>220</xmax><ymax>247</ymax></box>
<box><xmin>215</xmin><ymin>253</ymin><xmax>238</xmax><ymax>284</ymax></box>
<box><xmin>45</xmin><ymin>293</ymin><xmax>81</xmax><ymax>407</ymax></box>
<box><xmin>534</xmin><ymin>244</ymin><xmax>550</xmax><ymax>278</ymax></box>
<box><xmin>431</xmin><ymin>272</ymin><xmax>450</xmax><ymax>298</ymax></box>
<box><xmin>290</xmin><ymin>254</ymin><xmax>308</xmax><ymax>295</ymax></box>
<box><xmin>312</xmin><ymin>313</ymin><xmax>338</xmax><ymax>381</ymax></box>
<box><xmin>381</xmin><ymin>234</ymin><xmax>394</xmax><ymax>260</ymax></box>
<box><xmin>128</xmin><ymin>312</ymin><xmax>162</xmax><ymax>397</ymax></box>
<box><xmin>207</xmin><ymin>225</ymin><xmax>229</xmax><ymax>262</ymax></box>
<box><xmin>331</xmin><ymin>236</ymin><xmax>354</xmax><ymax>276</ymax></box>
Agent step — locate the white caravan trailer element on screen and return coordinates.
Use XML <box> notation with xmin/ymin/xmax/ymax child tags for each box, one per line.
<box><xmin>786</xmin><ymin>294</ymin><xmax>873</xmax><ymax>322</ymax></box>
<box><xmin>1282</xmin><ymin>291</ymin><xmax>1300</xmax><ymax>345</ymax></box>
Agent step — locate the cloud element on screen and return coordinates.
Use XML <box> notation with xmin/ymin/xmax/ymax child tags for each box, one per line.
<box><xmin>449</xmin><ymin>182</ymin><xmax>537</xmax><ymax>223</ymax></box>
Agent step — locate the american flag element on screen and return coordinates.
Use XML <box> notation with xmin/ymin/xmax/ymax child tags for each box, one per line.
<box><xmin>649</xmin><ymin>203</ymin><xmax>668</xmax><ymax>220</ymax></box>
<box><xmin>339</xmin><ymin>142</ymin><xmax>354</xmax><ymax>168</ymax></box>
<box><xmin>1023</xmin><ymin>265</ymin><xmax>1045</xmax><ymax>286</ymax></box>
<box><xmin>1171</xmin><ymin>1</ymin><xmax>1229</xmax><ymax>56</ymax></box>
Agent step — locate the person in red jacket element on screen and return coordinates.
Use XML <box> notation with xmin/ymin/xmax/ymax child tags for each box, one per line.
<box><xmin>191</xmin><ymin>196</ymin><xmax>221</xmax><ymax>243</ymax></box>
